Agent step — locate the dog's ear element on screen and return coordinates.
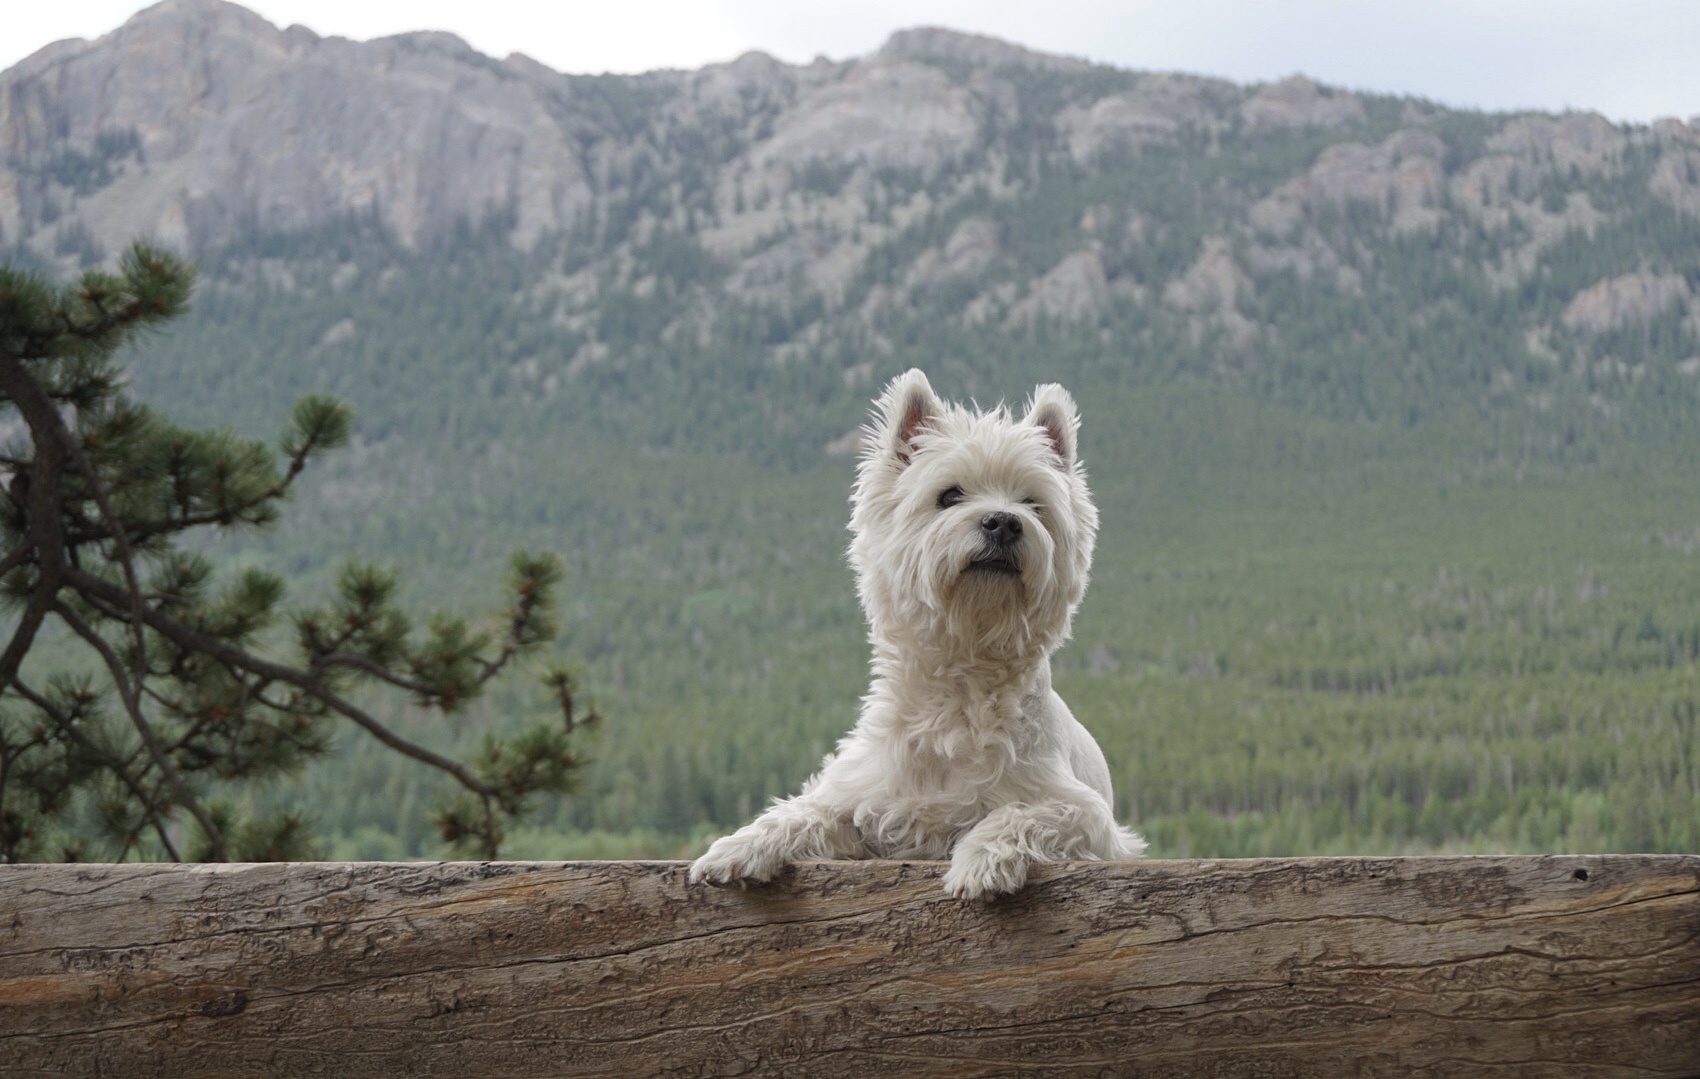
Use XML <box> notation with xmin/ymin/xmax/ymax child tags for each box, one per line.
<box><xmin>1026</xmin><ymin>383</ymin><xmax>1079</xmax><ymax>468</ymax></box>
<box><xmin>872</xmin><ymin>368</ymin><xmax>942</xmax><ymax>466</ymax></box>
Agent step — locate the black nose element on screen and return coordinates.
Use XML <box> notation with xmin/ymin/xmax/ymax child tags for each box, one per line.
<box><xmin>980</xmin><ymin>511</ymin><xmax>1023</xmax><ymax>545</ymax></box>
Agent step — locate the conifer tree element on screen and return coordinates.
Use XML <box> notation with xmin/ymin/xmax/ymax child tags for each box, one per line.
<box><xmin>0</xmin><ymin>242</ymin><xmax>596</xmax><ymax>863</ymax></box>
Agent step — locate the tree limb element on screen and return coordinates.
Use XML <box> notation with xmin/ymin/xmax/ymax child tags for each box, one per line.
<box><xmin>52</xmin><ymin>398</ymin><xmax>150</xmax><ymax>679</ymax></box>
<box><xmin>65</xmin><ymin>565</ymin><xmax>501</xmax><ymax>801</ymax></box>
<box><xmin>10</xmin><ymin>677</ymin><xmax>182</xmax><ymax>861</ymax></box>
<box><xmin>0</xmin><ymin>538</ymin><xmax>32</xmax><ymax>580</ymax></box>
<box><xmin>62</xmin><ymin>488</ymin><xmax>304</xmax><ymax>548</ymax></box>
<box><xmin>51</xmin><ymin>601</ymin><xmax>226</xmax><ymax>861</ymax></box>
<box><xmin>315</xmin><ymin>652</ymin><xmax>440</xmax><ymax>698</ymax></box>
<box><xmin>0</xmin><ymin>356</ymin><xmax>69</xmax><ymax>691</ymax></box>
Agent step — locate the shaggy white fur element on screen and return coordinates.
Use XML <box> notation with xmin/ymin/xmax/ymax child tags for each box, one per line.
<box><xmin>690</xmin><ymin>369</ymin><xmax>1146</xmax><ymax>899</ymax></box>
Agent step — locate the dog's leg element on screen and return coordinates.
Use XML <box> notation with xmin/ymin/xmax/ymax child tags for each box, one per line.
<box><xmin>689</xmin><ymin>793</ymin><xmax>862</xmax><ymax>885</ymax></box>
<box><xmin>942</xmin><ymin>798</ymin><xmax>1144</xmax><ymax>900</ymax></box>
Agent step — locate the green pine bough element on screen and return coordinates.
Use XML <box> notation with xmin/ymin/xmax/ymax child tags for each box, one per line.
<box><xmin>0</xmin><ymin>242</ymin><xmax>598</xmax><ymax>863</ymax></box>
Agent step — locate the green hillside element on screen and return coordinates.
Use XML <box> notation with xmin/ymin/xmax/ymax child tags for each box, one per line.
<box><xmin>36</xmin><ymin>53</ymin><xmax>1700</xmax><ymax>860</ymax></box>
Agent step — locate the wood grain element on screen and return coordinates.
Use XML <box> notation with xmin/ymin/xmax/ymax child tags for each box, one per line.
<box><xmin>1</xmin><ymin>857</ymin><xmax>1696</xmax><ymax>1077</ymax></box>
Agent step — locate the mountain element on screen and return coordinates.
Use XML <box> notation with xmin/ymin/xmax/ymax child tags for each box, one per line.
<box><xmin>9</xmin><ymin>0</ymin><xmax>1700</xmax><ymax>458</ymax></box>
<box><xmin>4</xmin><ymin>1</ymin><xmax>1700</xmax><ymax>859</ymax></box>
<box><xmin>3</xmin><ymin>3</ymin><xmax>1700</xmax><ymax>346</ymax></box>
<box><xmin>0</xmin><ymin>2</ymin><xmax>1085</xmax><ymax>254</ymax></box>
<box><xmin>7</xmin><ymin>1</ymin><xmax>1698</xmax><ymax>396</ymax></box>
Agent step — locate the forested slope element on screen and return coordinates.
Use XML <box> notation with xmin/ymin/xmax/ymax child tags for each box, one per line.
<box><xmin>5</xmin><ymin>0</ymin><xmax>1699</xmax><ymax>856</ymax></box>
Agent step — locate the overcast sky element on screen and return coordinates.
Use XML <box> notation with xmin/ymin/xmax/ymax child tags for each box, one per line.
<box><xmin>5</xmin><ymin>0</ymin><xmax>1698</xmax><ymax>123</ymax></box>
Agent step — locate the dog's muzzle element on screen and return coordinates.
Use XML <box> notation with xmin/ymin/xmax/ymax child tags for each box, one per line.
<box><xmin>967</xmin><ymin>511</ymin><xmax>1023</xmax><ymax>576</ymax></box>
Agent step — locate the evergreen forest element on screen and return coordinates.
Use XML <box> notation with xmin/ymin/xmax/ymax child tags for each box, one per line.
<box><xmin>9</xmin><ymin>41</ymin><xmax>1700</xmax><ymax>860</ymax></box>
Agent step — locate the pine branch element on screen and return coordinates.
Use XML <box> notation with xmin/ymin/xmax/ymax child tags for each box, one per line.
<box><xmin>0</xmin><ymin>355</ymin><xmax>69</xmax><ymax>691</ymax></box>
<box><xmin>65</xmin><ymin>565</ymin><xmax>504</xmax><ymax>803</ymax></box>
<box><xmin>3</xmin><ymin>247</ymin><xmax>585</xmax><ymax>862</ymax></box>
<box><xmin>0</xmin><ymin>246</ymin><xmax>189</xmax><ymax>368</ymax></box>
<box><xmin>314</xmin><ymin>652</ymin><xmax>440</xmax><ymax>697</ymax></box>
<box><xmin>462</xmin><ymin>552</ymin><xmax>563</xmax><ymax>694</ymax></box>
<box><xmin>0</xmin><ymin>539</ymin><xmax>31</xmax><ymax>580</ymax></box>
<box><xmin>63</xmin><ymin>399</ymin><xmax>348</xmax><ymax>550</ymax></box>
<box><xmin>52</xmin><ymin>600</ymin><xmax>226</xmax><ymax>861</ymax></box>
<box><xmin>10</xmin><ymin>677</ymin><xmax>182</xmax><ymax>861</ymax></box>
<box><xmin>0</xmin><ymin>573</ymin><xmax>60</xmax><ymax>693</ymax></box>
<box><xmin>66</xmin><ymin>506</ymin><xmax>283</xmax><ymax>548</ymax></box>
<box><xmin>55</xmin><ymin>402</ymin><xmax>149</xmax><ymax>678</ymax></box>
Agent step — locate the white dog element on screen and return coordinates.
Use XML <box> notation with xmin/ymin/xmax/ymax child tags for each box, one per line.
<box><xmin>690</xmin><ymin>369</ymin><xmax>1145</xmax><ymax>899</ymax></box>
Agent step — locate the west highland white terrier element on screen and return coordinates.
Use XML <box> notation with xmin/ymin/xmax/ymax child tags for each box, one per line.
<box><xmin>690</xmin><ymin>369</ymin><xmax>1146</xmax><ymax>899</ymax></box>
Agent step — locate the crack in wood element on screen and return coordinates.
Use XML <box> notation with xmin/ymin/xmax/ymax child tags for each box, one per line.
<box><xmin>2</xmin><ymin>857</ymin><xmax>1696</xmax><ymax>1077</ymax></box>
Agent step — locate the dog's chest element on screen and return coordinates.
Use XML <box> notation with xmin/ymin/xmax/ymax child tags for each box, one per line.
<box><xmin>895</xmin><ymin>681</ymin><xmax>1034</xmax><ymax>760</ymax></box>
<box><xmin>851</xmin><ymin>684</ymin><xmax>1050</xmax><ymax>857</ymax></box>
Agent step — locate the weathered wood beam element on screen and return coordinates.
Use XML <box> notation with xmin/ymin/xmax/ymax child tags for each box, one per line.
<box><xmin>2</xmin><ymin>856</ymin><xmax>1697</xmax><ymax>1077</ymax></box>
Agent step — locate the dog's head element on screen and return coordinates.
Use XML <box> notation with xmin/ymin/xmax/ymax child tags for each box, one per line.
<box><xmin>849</xmin><ymin>369</ymin><xmax>1098</xmax><ymax>666</ymax></box>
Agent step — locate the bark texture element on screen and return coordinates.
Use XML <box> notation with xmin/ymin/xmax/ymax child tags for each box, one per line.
<box><xmin>1</xmin><ymin>856</ymin><xmax>1697</xmax><ymax>1077</ymax></box>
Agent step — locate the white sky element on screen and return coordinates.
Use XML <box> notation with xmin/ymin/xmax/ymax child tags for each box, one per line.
<box><xmin>4</xmin><ymin>0</ymin><xmax>1699</xmax><ymax>123</ymax></box>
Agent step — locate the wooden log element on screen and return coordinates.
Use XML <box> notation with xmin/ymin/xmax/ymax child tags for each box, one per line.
<box><xmin>1</xmin><ymin>856</ymin><xmax>1696</xmax><ymax>1077</ymax></box>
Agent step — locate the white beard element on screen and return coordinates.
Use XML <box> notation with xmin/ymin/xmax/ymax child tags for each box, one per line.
<box><xmin>691</xmin><ymin>369</ymin><xmax>1145</xmax><ymax>899</ymax></box>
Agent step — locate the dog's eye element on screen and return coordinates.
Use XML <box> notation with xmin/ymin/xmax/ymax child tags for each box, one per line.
<box><xmin>937</xmin><ymin>486</ymin><xmax>964</xmax><ymax>509</ymax></box>
<box><xmin>1020</xmin><ymin>497</ymin><xmax>1038</xmax><ymax>506</ymax></box>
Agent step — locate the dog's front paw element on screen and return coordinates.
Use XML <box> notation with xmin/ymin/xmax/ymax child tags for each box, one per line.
<box><xmin>689</xmin><ymin>829</ymin><xmax>787</xmax><ymax>886</ymax></box>
<box><xmin>942</xmin><ymin>844</ymin><xmax>1029</xmax><ymax>900</ymax></box>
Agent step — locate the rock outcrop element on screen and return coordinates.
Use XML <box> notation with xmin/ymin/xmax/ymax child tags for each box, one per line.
<box><xmin>1010</xmin><ymin>250</ymin><xmax>1110</xmax><ymax>324</ymax></box>
<box><xmin>0</xmin><ymin>0</ymin><xmax>598</xmax><ymax>251</ymax></box>
<box><xmin>1252</xmin><ymin>130</ymin><xmax>1445</xmax><ymax>235</ymax></box>
<box><xmin>751</xmin><ymin>58</ymin><xmax>982</xmax><ymax>182</ymax></box>
<box><xmin>1164</xmin><ymin>239</ymin><xmax>1253</xmax><ymax>314</ymax></box>
<box><xmin>1061</xmin><ymin>74</ymin><xmax>1236</xmax><ymax>162</ymax></box>
<box><xmin>1649</xmin><ymin>143</ymin><xmax>1700</xmax><ymax>218</ymax></box>
<box><xmin>1562</xmin><ymin>273</ymin><xmax>1692</xmax><ymax>334</ymax></box>
<box><xmin>879</xmin><ymin>27</ymin><xmax>1090</xmax><ymax>73</ymax></box>
<box><xmin>905</xmin><ymin>218</ymin><xmax>1000</xmax><ymax>292</ymax></box>
<box><xmin>1242</xmin><ymin>75</ymin><xmax>1364</xmax><ymax>129</ymax></box>
<box><xmin>1164</xmin><ymin>238</ymin><xmax>1258</xmax><ymax>347</ymax></box>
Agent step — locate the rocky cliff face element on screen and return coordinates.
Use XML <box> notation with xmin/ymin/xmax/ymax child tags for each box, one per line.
<box><xmin>3</xmin><ymin>3</ymin><xmax>584</xmax><ymax>249</ymax></box>
<box><xmin>2</xmin><ymin>1</ymin><xmax>1025</xmax><ymax>259</ymax></box>
<box><xmin>6</xmin><ymin>0</ymin><xmax>1700</xmax><ymax>388</ymax></box>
